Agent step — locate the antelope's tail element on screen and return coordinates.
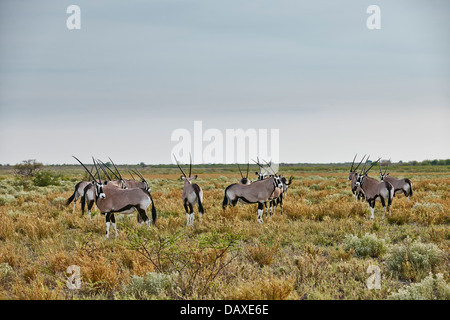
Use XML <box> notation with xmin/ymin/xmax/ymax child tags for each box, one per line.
<box><xmin>66</xmin><ymin>182</ymin><xmax>81</xmax><ymax>206</ymax></box>
<box><xmin>385</xmin><ymin>181</ymin><xmax>393</xmax><ymax>207</ymax></box>
<box><xmin>66</xmin><ymin>191</ymin><xmax>76</xmax><ymax>206</ymax></box>
<box><xmin>192</xmin><ymin>184</ymin><xmax>204</xmax><ymax>214</ymax></box>
<box><xmin>150</xmin><ymin>194</ymin><xmax>157</xmax><ymax>224</ymax></box>
<box><xmin>405</xmin><ymin>178</ymin><xmax>413</xmax><ymax>197</ymax></box>
<box><xmin>222</xmin><ymin>185</ymin><xmax>233</xmax><ymax>209</ymax></box>
<box><xmin>80</xmin><ymin>195</ymin><xmax>85</xmax><ymax>215</ymax></box>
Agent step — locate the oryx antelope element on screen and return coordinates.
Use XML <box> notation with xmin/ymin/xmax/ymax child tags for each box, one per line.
<box><xmin>263</xmin><ymin>161</ymin><xmax>284</xmax><ymax>215</ymax></box>
<box><xmin>81</xmin><ymin>159</ymin><xmax>127</xmax><ymax>217</ymax></box>
<box><xmin>379</xmin><ymin>161</ymin><xmax>413</xmax><ymax>200</ymax></box>
<box><xmin>253</xmin><ymin>160</ymin><xmax>283</xmax><ymax>216</ymax></box>
<box><xmin>223</xmin><ymin>161</ymin><xmax>284</xmax><ymax>223</ymax></box>
<box><xmin>348</xmin><ymin>154</ymin><xmax>367</xmax><ymax>201</ymax></box>
<box><xmin>256</xmin><ymin>160</ymin><xmax>285</xmax><ymax>216</ymax></box>
<box><xmin>83</xmin><ymin>160</ymin><xmax>156</xmax><ymax>221</ymax></box>
<box><xmin>356</xmin><ymin>158</ymin><xmax>394</xmax><ymax>219</ymax></box>
<box><xmin>74</xmin><ymin>156</ymin><xmax>157</xmax><ymax>238</ymax></box>
<box><xmin>174</xmin><ymin>155</ymin><xmax>204</xmax><ymax>226</ymax></box>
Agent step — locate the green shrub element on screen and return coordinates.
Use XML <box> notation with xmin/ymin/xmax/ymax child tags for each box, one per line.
<box><xmin>385</xmin><ymin>238</ymin><xmax>443</xmax><ymax>281</ymax></box>
<box><xmin>33</xmin><ymin>170</ymin><xmax>62</xmax><ymax>187</ymax></box>
<box><xmin>0</xmin><ymin>263</ymin><xmax>15</xmax><ymax>282</ymax></box>
<box><xmin>344</xmin><ymin>233</ymin><xmax>387</xmax><ymax>258</ymax></box>
<box><xmin>0</xmin><ymin>194</ymin><xmax>16</xmax><ymax>206</ymax></box>
<box><xmin>388</xmin><ymin>273</ymin><xmax>450</xmax><ymax>300</ymax></box>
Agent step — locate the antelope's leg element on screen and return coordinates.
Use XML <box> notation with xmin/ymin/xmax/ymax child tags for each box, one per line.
<box><xmin>257</xmin><ymin>202</ymin><xmax>264</xmax><ymax>223</ymax></box>
<box><xmin>188</xmin><ymin>203</ymin><xmax>194</xmax><ymax>226</ymax></box>
<box><xmin>110</xmin><ymin>213</ymin><xmax>118</xmax><ymax>237</ymax></box>
<box><xmin>105</xmin><ymin>212</ymin><xmax>111</xmax><ymax>238</ymax></box>
<box><xmin>380</xmin><ymin>197</ymin><xmax>386</xmax><ymax>219</ymax></box>
<box><xmin>369</xmin><ymin>201</ymin><xmax>375</xmax><ymax>220</ymax></box>
<box><xmin>73</xmin><ymin>194</ymin><xmax>77</xmax><ymax>214</ymax></box>
<box><xmin>183</xmin><ymin>202</ymin><xmax>189</xmax><ymax>226</ymax></box>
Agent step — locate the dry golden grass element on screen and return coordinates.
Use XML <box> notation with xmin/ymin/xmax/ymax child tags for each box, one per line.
<box><xmin>0</xmin><ymin>167</ymin><xmax>448</xmax><ymax>299</ymax></box>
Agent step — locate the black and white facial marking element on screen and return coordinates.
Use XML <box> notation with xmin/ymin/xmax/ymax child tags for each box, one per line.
<box><xmin>96</xmin><ymin>183</ymin><xmax>106</xmax><ymax>199</ymax></box>
<box><xmin>272</xmin><ymin>175</ymin><xmax>283</xmax><ymax>189</ymax></box>
<box><xmin>255</xmin><ymin>171</ymin><xmax>268</xmax><ymax>180</ymax></box>
<box><xmin>356</xmin><ymin>174</ymin><xmax>366</xmax><ymax>187</ymax></box>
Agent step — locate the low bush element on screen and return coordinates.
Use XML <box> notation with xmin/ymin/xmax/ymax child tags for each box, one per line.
<box><xmin>33</xmin><ymin>171</ymin><xmax>62</xmax><ymax>187</ymax></box>
<box><xmin>385</xmin><ymin>238</ymin><xmax>443</xmax><ymax>281</ymax></box>
<box><xmin>121</xmin><ymin>272</ymin><xmax>173</xmax><ymax>299</ymax></box>
<box><xmin>388</xmin><ymin>273</ymin><xmax>450</xmax><ymax>300</ymax></box>
<box><xmin>344</xmin><ymin>233</ymin><xmax>388</xmax><ymax>258</ymax></box>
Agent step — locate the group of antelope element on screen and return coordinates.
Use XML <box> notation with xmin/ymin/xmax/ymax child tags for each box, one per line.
<box><xmin>66</xmin><ymin>154</ymin><xmax>411</xmax><ymax>238</ymax></box>
<box><xmin>348</xmin><ymin>154</ymin><xmax>413</xmax><ymax>219</ymax></box>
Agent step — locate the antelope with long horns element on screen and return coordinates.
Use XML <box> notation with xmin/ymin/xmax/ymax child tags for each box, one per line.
<box><xmin>348</xmin><ymin>154</ymin><xmax>367</xmax><ymax>201</ymax></box>
<box><xmin>174</xmin><ymin>154</ymin><xmax>204</xmax><ymax>226</ymax></box>
<box><xmin>73</xmin><ymin>156</ymin><xmax>156</xmax><ymax>238</ymax></box>
<box><xmin>223</xmin><ymin>160</ymin><xmax>283</xmax><ymax>223</ymax></box>
<box><xmin>81</xmin><ymin>159</ymin><xmax>128</xmax><ymax>217</ymax></box>
<box><xmin>379</xmin><ymin>160</ymin><xmax>413</xmax><ymax>201</ymax></box>
<box><xmin>96</xmin><ymin>157</ymin><xmax>156</xmax><ymax>223</ymax></box>
<box><xmin>356</xmin><ymin>157</ymin><xmax>394</xmax><ymax>219</ymax></box>
<box><xmin>262</xmin><ymin>160</ymin><xmax>284</xmax><ymax>216</ymax></box>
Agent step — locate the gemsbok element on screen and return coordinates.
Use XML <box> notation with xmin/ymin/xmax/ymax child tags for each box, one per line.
<box><xmin>379</xmin><ymin>161</ymin><xmax>413</xmax><ymax>200</ymax></box>
<box><xmin>174</xmin><ymin>154</ymin><xmax>204</xmax><ymax>226</ymax></box>
<box><xmin>356</xmin><ymin>157</ymin><xmax>394</xmax><ymax>220</ymax></box>
<box><xmin>73</xmin><ymin>156</ymin><xmax>157</xmax><ymax>238</ymax></box>
<box><xmin>223</xmin><ymin>161</ymin><xmax>284</xmax><ymax>223</ymax></box>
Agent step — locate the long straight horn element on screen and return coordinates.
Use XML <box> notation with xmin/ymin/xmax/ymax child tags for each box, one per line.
<box><xmin>384</xmin><ymin>159</ymin><xmax>390</xmax><ymax>175</ymax></box>
<box><xmin>360</xmin><ymin>156</ymin><xmax>369</xmax><ymax>175</ymax></box>
<box><xmin>132</xmin><ymin>168</ymin><xmax>146</xmax><ymax>182</ymax></box>
<box><xmin>237</xmin><ymin>163</ymin><xmax>244</xmax><ymax>178</ymax></box>
<box><xmin>350</xmin><ymin>154</ymin><xmax>357</xmax><ymax>172</ymax></box>
<box><xmin>73</xmin><ymin>156</ymin><xmax>98</xmax><ymax>183</ymax></box>
<box><xmin>92</xmin><ymin>157</ymin><xmax>102</xmax><ymax>184</ymax></box>
<box><xmin>263</xmin><ymin>159</ymin><xmax>277</xmax><ymax>176</ymax></box>
<box><xmin>173</xmin><ymin>154</ymin><xmax>187</xmax><ymax>177</ymax></box>
<box><xmin>246</xmin><ymin>162</ymin><xmax>249</xmax><ymax>179</ymax></box>
<box><xmin>189</xmin><ymin>153</ymin><xmax>192</xmax><ymax>177</ymax></box>
<box><xmin>128</xmin><ymin>170</ymin><xmax>136</xmax><ymax>181</ymax></box>
<box><xmin>108</xmin><ymin>157</ymin><xmax>123</xmax><ymax>180</ymax></box>
<box><xmin>354</xmin><ymin>154</ymin><xmax>366</xmax><ymax>172</ymax></box>
<box><xmin>365</xmin><ymin>158</ymin><xmax>380</xmax><ymax>175</ymax></box>
<box><xmin>98</xmin><ymin>161</ymin><xmax>112</xmax><ymax>180</ymax></box>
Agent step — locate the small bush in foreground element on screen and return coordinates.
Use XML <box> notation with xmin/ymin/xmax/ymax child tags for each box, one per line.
<box><xmin>344</xmin><ymin>233</ymin><xmax>387</xmax><ymax>258</ymax></box>
<box><xmin>385</xmin><ymin>238</ymin><xmax>443</xmax><ymax>281</ymax></box>
<box><xmin>121</xmin><ymin>272</ymin><xmax>173</xmax><ymax>299</ymax></box>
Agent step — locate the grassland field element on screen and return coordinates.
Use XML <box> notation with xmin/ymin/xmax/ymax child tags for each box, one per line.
<box><xmin>0</xmin><ymin>164</ymin><xmax>449</xmax><ymax>300</ymax></box>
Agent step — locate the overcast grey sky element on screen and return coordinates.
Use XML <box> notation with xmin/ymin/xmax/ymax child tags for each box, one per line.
<box><xmin>0</xmin><ymin>0</ymin><xmax>449</xmax><ymax>165</ymax></box>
